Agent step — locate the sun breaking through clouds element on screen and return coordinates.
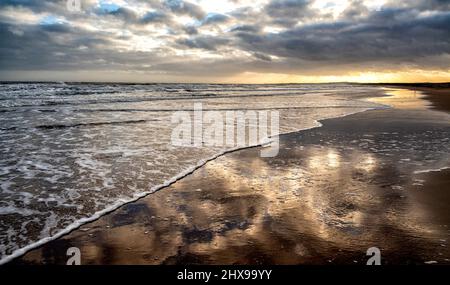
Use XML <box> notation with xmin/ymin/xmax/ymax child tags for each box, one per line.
<box><xmin>0</xmin><ymin>0</ymin><xmax>449</xmax><ymax>83</ymax></box>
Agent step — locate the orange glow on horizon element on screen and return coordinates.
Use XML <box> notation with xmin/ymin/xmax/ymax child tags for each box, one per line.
<box><xmin>3</xmin><ymin>69</ymin><xmax>450</xmax><ymax>84</ymax></box>
<box><xmin>224</xmin><ymin>70</ymin><xmax>450</xmax><ymax>84</ymax></box>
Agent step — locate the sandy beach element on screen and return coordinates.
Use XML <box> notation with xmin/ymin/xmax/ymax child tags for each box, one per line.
<box><xmin>381</xmin><ymin>83</ymin><xmax>450</xmax><ymax>113</ymax></box>
<box><xmin>11</xmin><ymin>86</ymin><xmax>450</xmax><ymax>265</ymax></box>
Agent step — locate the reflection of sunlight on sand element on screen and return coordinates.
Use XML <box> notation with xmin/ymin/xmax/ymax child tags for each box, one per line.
<box><xmin>208</xmin><ymin>147</ymin><xmax>371</xmax><ymax>246</ymax></box>
<box><xmin>22</xmin><ymin>141</ymin><xmax>443</xmax><ymax>264</ymax></box>
<box><xmin>309</xmin><ymin>149</ymin><xmax>341</xmax><ymax>169</ymax></box>
<box><xmin>327</xmin><ymin>150</ymin><xmax>340</xmax><ymax>168</ymax></box>
<box><xmin>110</xmin><ymin>145</ymin><xmax>439</xmax><ymax>263</ymax></box>
<box><xmin>369</xmin><ymin>88</ymin><xmax>430</xmax><ymax>110</ymax></box>
<box><xmin>355</xmin><ymin>153</ymin><xmax>377</xmax><ymax>172</ymax></box>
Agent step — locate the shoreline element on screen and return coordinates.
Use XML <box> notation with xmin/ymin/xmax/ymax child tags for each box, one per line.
<box><xmin>7</xmin><ymin>86</ymin><xmax>450</xmax><ymax>265</ymax></box>
<box><xmin>379</xmin><ymin>83</ymin><xmax>450</xmax><ymax>114</ymax></box>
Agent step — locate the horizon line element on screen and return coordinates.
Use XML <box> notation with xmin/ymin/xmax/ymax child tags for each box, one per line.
<box><xmin>1</xmin><ymin>80</ymin><xmax>450</xmax><ymax>85</ymax></box>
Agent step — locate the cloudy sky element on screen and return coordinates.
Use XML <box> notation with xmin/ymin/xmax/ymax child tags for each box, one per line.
<box><xmin>0</xmin><ymin>0</ymin><xmax>449</xmax><ymax>83</ymax></box>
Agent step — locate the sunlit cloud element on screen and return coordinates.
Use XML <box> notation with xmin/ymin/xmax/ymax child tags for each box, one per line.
<box><xmin>0</xmin><ymin>0</ymin><xmax>449</xmax><ymax>83</ymax></box>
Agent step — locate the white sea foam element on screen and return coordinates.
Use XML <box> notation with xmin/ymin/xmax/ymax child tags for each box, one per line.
<box><xmin>414</xmin><ymin>166</ymin><xmax>450</xmax><ymax>174</ymax></box>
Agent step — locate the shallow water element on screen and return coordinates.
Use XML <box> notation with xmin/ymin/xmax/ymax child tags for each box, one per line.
<box><xmin>0</xmin><ymin>83</ymin><xmax>385</xmax><ymax>263</ymax></box>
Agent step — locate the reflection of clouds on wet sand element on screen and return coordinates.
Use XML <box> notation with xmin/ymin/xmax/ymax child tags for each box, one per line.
<box><xmin>20</xmin><ymin>123</ymin><xmax>450</xmax><ymax>264</ymax></box>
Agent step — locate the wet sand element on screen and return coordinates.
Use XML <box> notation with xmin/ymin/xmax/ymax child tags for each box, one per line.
<box><xmin>380</xmin><ymin>83</ymin><xmax>450</xmax><ymax>113</ymax></box>
<box><xmin>12</xmin><ymin>87</ymin><xmax>450</xmax><ymax>265</ymax></box>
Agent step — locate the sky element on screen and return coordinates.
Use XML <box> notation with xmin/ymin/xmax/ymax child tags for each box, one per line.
<box><xmin>0</xmin><ymin>0</ymin><xmax>449</xmax><ymax>83</ymax></box>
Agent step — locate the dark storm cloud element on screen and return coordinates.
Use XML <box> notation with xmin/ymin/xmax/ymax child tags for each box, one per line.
<box><xmin>253</xmin><ymin>52</ymin><xmax>272</xmax><ymax>62</ymax></box>
<box><xmin>176</xmin><ymin>36</ymin><xmax>230</xmax><ymax>51</ymax></box>
<box><xmin>340</xmin><ymin>0</ymin><xmax>370</xmax><ymax>19</ymax></box>
<box><xmin>0</xmin><ymin>0</ymin><xmax>59</xmax><ymax>9</ymax></box>
<box><xmin>416</xmin><ymin>0</ymin><xmax>450</xmax><ymax>10</ymax></box>
<box><xmin>95</xmin><ymin>6</ymin><xmax>138</xmax><ymax>22</ymax></box>
<box><xmin>40</xmin><ymin>21</ymin><xmax>72</xmax><ymax>33</ymax></box>
<box><xmin>140</xmin><ymin>11</ymin><xmax>168</xmax><ymax>24</ymax></box>
<box><xmin>264</xmin><ymin>0</ymin><xmax>311</xmax><ymax>18</ymax></box>
<box><xmin>229</xmin><ymin>25</ymin><xmax>261</xmax><ymax>33</ymax></box>
<box><xmin>263</xmin><ymin>0</ymin><xmax>317</xmax><ymax>27</ymax></box>
<box><xmin>183</xmin><ymin>25</ymin><xmax>198</xmax><ymax>35</ymax></box>
<box><xmin>0</xmin><ymin>21</ymin><xmax>110</xmax><ymax>70</ymax></box>
<box><xmin>94</xmin><ymin>4</ymin><xmax>170</xmax><ymax>26</ymax></box>
<box><xmin>0</xmin><ymin>19</ymin><xmax>175</xmax><ymax>73</ymax></box>
<box><xmin>233</xmin><ymin>2</ymin><xmax>450</xmax><ymax>69</ymax></box>
<box><xmin>0</xmin><ymin>0</ymin><xmax>71</xmax><ymax>16</ymax></box>
<box><xmin>0</xmin><ymin>0</ymin><xmax>449</xmax><ymax>79</ymax></box>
